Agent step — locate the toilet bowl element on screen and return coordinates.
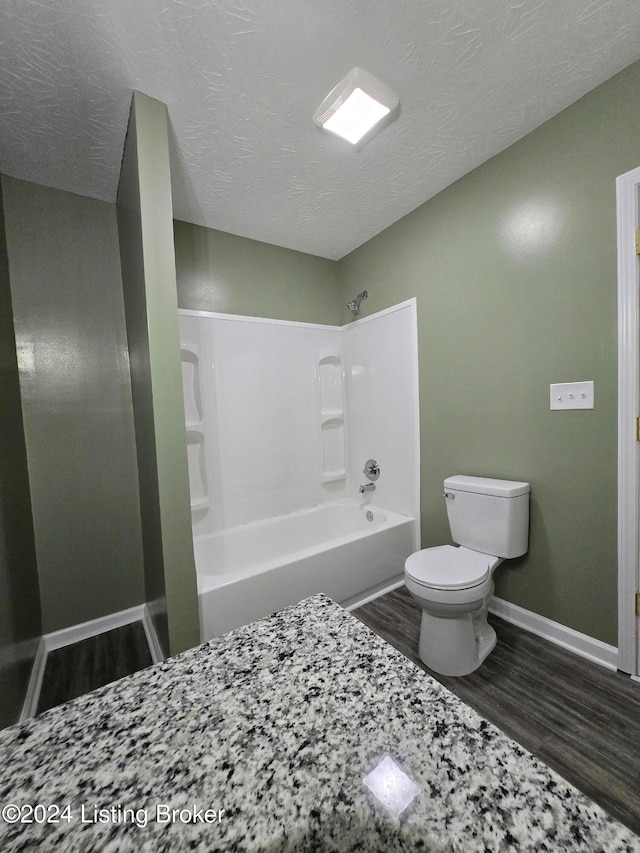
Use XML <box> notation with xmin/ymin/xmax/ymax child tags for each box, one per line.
<box><xmin>405</xmin><ymin>545</ymin><xmax>502</xmax><ymax>676</ymax></box>
<box><xmin>404</xmin><ymin>475</ymin><xmax>530</xmax><ymax>677</ymax></box>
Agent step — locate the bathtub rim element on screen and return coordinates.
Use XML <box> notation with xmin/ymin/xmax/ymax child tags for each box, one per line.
<box><xmin>195</xmin><ymin>499</ymin><xmax>416</xmax><ymax>594</ymax></box>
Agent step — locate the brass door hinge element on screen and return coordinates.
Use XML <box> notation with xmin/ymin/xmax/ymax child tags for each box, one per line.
<box><xmin>636</xmin><ymin>417</ymin><xmax>640</xmax><ymax>441</ymax></box>
<box><xmin>636</xmin><ymin>230</ymin><xmax>640</xmax><ymax>255</ymax></box>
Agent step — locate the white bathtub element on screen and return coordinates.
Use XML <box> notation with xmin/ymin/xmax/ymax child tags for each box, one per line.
<box><xmin>196</xmin><ymin>500</ymin><xmax>417</xmax><ymax>641</ymax></box>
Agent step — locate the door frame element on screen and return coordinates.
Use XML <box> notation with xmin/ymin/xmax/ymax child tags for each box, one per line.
<box><xmin>617</xmin><ymin>164</ymin><xmax>640</xmax><ymax>676</ymax></box>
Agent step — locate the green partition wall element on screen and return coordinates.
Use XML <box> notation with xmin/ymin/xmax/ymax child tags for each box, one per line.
<box><xmin>117</xmin><ymin>92</ymin><xmax>199</xmax><ymax>656</ymax></box>
<box><xmin>0</xmin><ymin>176</ymin><xmax>42</xmax><ymax>728</ymax></box>
<box><xmin>2</xmin><ymin>176</ymin><xmax>144</xmax><ymax>635</ymax></box>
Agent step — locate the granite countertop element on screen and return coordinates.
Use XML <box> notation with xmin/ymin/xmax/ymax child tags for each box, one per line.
<box><xmin>0</xmin><ymin>594</ymin><xmax>638</xmax><ymax>852</ymax></box>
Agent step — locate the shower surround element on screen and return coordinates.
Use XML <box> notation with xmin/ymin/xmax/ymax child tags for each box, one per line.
<box><xmin>179</xmin><ymin>300</ymin><xmax>420</xmax><ymax>640</ymax></box>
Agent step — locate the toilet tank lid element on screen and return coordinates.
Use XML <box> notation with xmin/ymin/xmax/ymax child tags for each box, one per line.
<box><xmin>444</xmin><ymin>475</ymin><xmax>530</xmax><ymax>498</ymax></box>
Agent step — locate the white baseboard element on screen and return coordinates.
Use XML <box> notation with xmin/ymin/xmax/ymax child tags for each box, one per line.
<box><xmin>43</xmin><ymin>604</ymin><xmax>147</xmax><ymax>652</ymax></box>
<box><xmin>342</xmin><ymin>583</ymin><xmax>621</xmax><ymax>675</ymax></box>
<box><xmin>44</xmin><ymin>603</ymin><xmax>164</xmax><ymax>662</ymax></box>
<box><xmin>343</xmin><ymin>575</ymin><xmax>405</xmax><ymax>612</ymax></box>
<box><xmin>489</xmin><ymin>596</ymin><xmax>619</xmax><ymax>672</ymax></box>
<box><xmin>142</xmin><ymin>604</ymin><xmax>166</xmax><ymax>664</ymax></box>
<box><xmin>20</xmin><ymin>637</ymin><xmax>47</xmax><ymax>722</ymax></box>
<box><xmin>19</xmin><ymin>604</ymin><xmax>163</xmax><ymax>722</ymax></box>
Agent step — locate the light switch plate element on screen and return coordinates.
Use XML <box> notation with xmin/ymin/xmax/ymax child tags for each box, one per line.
<box><xmin>550</xmin><ymin>381</ymin><xmax>594</xmax><ymax>410</ymax></box>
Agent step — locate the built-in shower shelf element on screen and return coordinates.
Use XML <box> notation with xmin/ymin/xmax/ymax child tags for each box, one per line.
<box><xmin>318</xmin><ymin>355</ymin><xmax>344</xmax><ymax>418</ymax></box>
<box><xmin>318</xmin><ymin>354</ymin><xmax>346</xmax><ymax>484</ymax></box>
<box><xmin>181</xmin><ymin>341</ymin><xmax>210</xmax><ymax>513</ymax></box>
<box><xmin>186</xmin><ymin>429</ymin><xmax>208</xmax><ymax>509</ymax></box>
<box><xmin>322</xmin><ymin>468</ymin><xmax>347</xmax><ymax>484</ymax></box>
<box><xmin>181</xmin><ymin>348</ymin><xmax>203</xmax><ymax>425</ymax></box>
<box><xmin>320</xmin><ymin>417</ymin><xmax>346</xmax><ymax>484</ymax></box>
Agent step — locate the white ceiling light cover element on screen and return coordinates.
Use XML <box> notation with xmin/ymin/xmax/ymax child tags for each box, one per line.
<box><xmin>313</xmin><ymin>67</ymin><xmax>399</xmax><ymax>145</ymax></box>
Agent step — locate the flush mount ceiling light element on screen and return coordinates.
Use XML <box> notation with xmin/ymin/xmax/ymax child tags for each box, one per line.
<box><xmin>313</xmin><ymin>67</ymin><xmax>399</xmax><ymax>145</ymax></box>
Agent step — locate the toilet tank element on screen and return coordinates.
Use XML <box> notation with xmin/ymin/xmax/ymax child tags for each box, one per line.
<box><xmin>444</xmin><ymin>475</ymin><xmax>530</xmax><ymax>559</ymax></box>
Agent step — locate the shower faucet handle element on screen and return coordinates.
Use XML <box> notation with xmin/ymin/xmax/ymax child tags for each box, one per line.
<box><xmin>363</xmin><ymin>459</ymin><xmax>380</xmax><ymax>481</ymax></box>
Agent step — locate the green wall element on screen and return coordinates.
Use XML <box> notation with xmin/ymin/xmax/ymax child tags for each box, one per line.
<box><xmin>3</xmin><ymin>176</ymin><xmax>144</xmax><ymax>634</ymax></box>
<box><xmin>118</xmin><ymin>92</ymin><xmax>199</xmax><ymax>656</ymax></box>
<box><xmin>174</xmin><ymin>220</ymin><xmax>341</xmax><ymax>323</ymax></box>
<box><xmin>339</xmin><ymin>61</ymin><xmax>640</xmax><ymax>645</ymax></box>
<box><xmin>0</xmin><ymin>177</ymin><xmax>42</xmax><ymax>728</ymax></box>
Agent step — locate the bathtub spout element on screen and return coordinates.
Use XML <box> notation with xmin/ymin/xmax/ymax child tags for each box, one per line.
<box><xmin>359</xmin><ymin>483</ymin><xmax>376</xmax><ymax>494</ymax></box>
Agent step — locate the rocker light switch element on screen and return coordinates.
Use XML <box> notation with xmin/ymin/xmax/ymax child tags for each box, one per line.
<box><xmin>550</xmin><ymin>381</ymin><xmax>594</xmax><ymax>410</ymax></box>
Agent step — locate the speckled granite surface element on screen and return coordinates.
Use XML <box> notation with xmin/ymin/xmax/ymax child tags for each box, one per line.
<box><xmin>0</xmin><ymin>594</ymin><xmax>638</xmax><ymax>852</ymax></box>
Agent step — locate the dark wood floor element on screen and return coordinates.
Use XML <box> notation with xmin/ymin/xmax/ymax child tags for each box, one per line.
<box><xmin>353</xmin><ymin>586</ymin><xmax>640</xmax><ymax>836</ymax></box>
<box><xmin>37</xmin><ymin>621</ymin><xmax>152</xmax><ymax>715</ymax></box>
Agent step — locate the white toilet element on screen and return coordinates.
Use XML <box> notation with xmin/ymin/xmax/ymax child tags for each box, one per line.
<box><xmin>404</xmin><ymin>475</ymin><xmax>530</xmax><ymax>677</ymax></box>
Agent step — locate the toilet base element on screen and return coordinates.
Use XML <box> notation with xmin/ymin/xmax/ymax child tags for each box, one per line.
<box><xmin>417</xmin><ymin>609</ymin><xmax>496</xmax><ymax>677</ymax></box>
<box><xmin>476</xmin><ymin>620</ymin><xmax>497</xmax><ymax>665</ymax></box>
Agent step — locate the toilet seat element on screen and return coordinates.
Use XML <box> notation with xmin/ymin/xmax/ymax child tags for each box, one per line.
<box><xmin>405</xmin><ymin>545</ymin><xmax>497</xmax><ymax>591</ymax></box>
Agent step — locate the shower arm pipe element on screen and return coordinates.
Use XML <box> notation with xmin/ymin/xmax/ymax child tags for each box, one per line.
<box><xmin>347</xmin><ymin>290</ymin><xmax>368</xmax><ymax>314</ymax></box>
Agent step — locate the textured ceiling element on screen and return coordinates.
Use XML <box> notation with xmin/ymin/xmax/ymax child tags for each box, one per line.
<box><xmin>2</xmin><ymin>1</ymin><xmax>640</xmax><ymax>260</ymax></box>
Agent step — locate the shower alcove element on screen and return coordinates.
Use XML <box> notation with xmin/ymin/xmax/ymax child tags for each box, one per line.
<box><xmin>179</xmin><ymin>300</ymin><xmax>420</xmax><ymax>639</ymax></box>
